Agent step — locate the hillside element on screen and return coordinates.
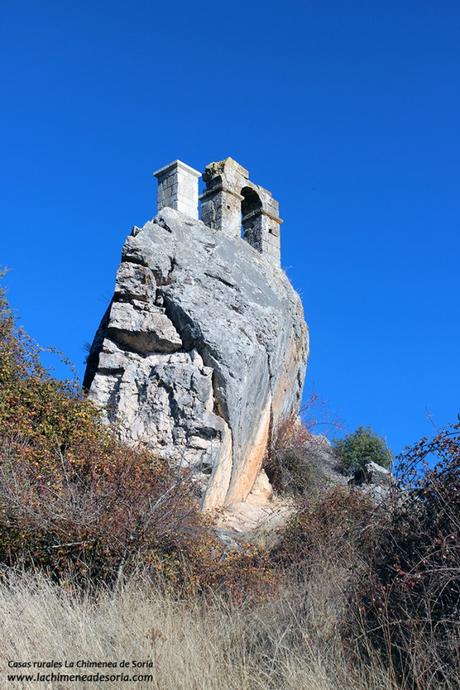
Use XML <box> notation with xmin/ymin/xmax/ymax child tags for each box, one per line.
<box><xmin>0</xmin><ymin>275</ymin><xmax>459</xmax><ymax>689</ymax></box>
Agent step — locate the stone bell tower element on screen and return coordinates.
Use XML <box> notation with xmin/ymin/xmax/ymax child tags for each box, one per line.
<box><xmin>200</xmin><ymin>157</ymin><xmax>282</xmax><ymax>266</ymax></box>
<box><xmin>153</xmin><ymin>157</ymin><xmax>282</xmax><ymax>266</ymax></box>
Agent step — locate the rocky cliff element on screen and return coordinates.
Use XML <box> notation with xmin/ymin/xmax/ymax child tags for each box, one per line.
<box><xmin>84</xmin><ymin>207</ymin><xmax>308</xmax><ymax>509</ymax></box>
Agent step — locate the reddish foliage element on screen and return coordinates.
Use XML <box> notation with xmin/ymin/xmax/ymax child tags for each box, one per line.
<box><xmin>271</xmin><ymin>485</ymin><xmax>382</xmax><ymax>568</ymax></box>
<box><xmin>0</xmin><ymin>281</ymin><xmax>280</xmax><ymax>599</ymax></box>
<box><xmin>350</xmin><ymin>422</ymin><xmax>460</xmax><ymax>689</ymax></box>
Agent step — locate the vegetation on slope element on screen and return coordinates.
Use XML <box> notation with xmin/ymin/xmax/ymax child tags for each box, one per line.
<box><xmin>334</xmin><ymin>425</ymin><xmax>393</xmax><ymax>474</ymax></box>
<box><xmin>0</xmin><ymin>278</ymin><xmax>272</xmax><ymax>597</ymax></box>
<box><xmin>0</xmin><ymin>278</ymin><xmax>458</xmax><ymax>689</ymax></box>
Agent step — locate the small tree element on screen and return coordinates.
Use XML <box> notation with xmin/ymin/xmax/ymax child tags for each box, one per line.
<box><xmin>334</xmin><ymin>426</ymin><xmax>392</xmax><ymax>475</ymax></box>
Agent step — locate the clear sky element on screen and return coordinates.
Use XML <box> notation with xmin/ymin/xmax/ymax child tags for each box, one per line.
<box><xmin>1</xmin><ymin>1</ymin><xmax>459</xmax><ymax>456</ymax></box>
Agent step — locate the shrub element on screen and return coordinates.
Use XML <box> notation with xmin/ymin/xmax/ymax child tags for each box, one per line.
<box><xmin>0</xmin><ymin>435</ymin><xmax>205</xmax><ymax>583</ymax></box>
<box><xmin>271</xmin><ymin>485</ymin><xmax>384</xmax><ymax>570</ymax></box>
<box><xmin>356</xmin><ymin>421</ymin><xmax>460</xmax><ymax>689</ymax></box>
<box><xmin>264</xmin><ymin>415</ymin><xmax>314</xmax><ymax>495</ymax></box>
<box><xmin>0</xmin><ymin>277</ymin><xmax>200</xmax><ymax>584</ymax></box>
<box><xmin>334</xmin><ymin>426</ymin><xmax>392</xmax><ymax>475</ymax></box>
<box><xmin>0</xmin><ymin>279</ymin><xmax>279</xmax><ymax>600</ymax></box>
<box><xmin>272</xmin><ymin>423</ymin><xmax>460</xmax><ymax>689</ymax></box>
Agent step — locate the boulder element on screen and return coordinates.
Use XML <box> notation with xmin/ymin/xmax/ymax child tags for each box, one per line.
<box><xmin>84</xmin><ymin>207</ymin><xmax>309</xmax><ymax>509</ymax></box>
<box><xmin>364</xmin><ymin>461</ymin><xmax>394</xmax><ymax>487</ymax></box>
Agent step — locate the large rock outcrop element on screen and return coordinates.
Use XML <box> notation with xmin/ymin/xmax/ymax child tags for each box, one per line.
<box><xmin>84</xmin><ymin>207</ymin><xmax>308</xmax><ymax>509</ymax></box>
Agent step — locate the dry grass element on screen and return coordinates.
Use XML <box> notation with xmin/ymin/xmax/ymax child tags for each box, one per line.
<box><xmin>0</xmin><ymin>567</ymin><xmax>399</xmax><ymax>690</ymax></box>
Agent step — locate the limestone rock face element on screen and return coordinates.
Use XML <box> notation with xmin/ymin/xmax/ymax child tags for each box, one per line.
<box><xmin>84</xmin><ymin>208</ymin><xmax>309</xmax><ymax>509</ymax></box>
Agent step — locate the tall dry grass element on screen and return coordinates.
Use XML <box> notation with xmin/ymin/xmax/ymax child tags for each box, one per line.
<box><xmin>0</xmin><ymin>567</ymin><xmax>399</xmax><ymax>690</ymax></box>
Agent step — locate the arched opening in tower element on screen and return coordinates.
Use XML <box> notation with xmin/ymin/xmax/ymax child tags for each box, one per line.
<box><xmin>241</xmin><ymin>187</ymin><xmax>262</xmax><ymax>249</ymax></box>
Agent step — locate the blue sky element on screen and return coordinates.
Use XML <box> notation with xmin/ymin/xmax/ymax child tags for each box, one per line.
<box><xmin>1</xmin><ymin>1</ymin><xmax>459</xmax><ymax>455</ymax></box>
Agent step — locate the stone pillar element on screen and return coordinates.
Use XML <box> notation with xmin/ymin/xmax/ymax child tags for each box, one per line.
<box><xmin>200</xmin><ymin>187</ymin><xmax>243</xmax><ymax>239</ymax></box>
<box><xmin>154</xmin><ymin>160</ymin><xmax>201</xmax><ymax>219</ymax></box>
<box><xmin>243</xmin><ymin>210</ymin><xmax>282</xmax><ymax>266</ymax></box>
<box><xmin>200</xmin><ymin>158</ymin><xmax>249</xmax><ymax>239</ymax></box>
<box><xmin>200</xmin><ymin>157</ymin><xmax>282</xmax><ymax>267</ymax></box>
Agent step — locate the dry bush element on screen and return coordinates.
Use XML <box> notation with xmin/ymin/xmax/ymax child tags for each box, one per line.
<box><xmin>270</xmin><ymin>437</ymin><xmax>460</xmax><ymax>690</ymax></box>
<box><xmin>0</xmin><ymin>279</ymin><xmax>205</xmax><ymax>584</ymax></box>
<box><xmin>0</xmin><ymin>431</ymin><xmax>279</xmax><ymax>598</ymax></box>
<box><xmin>265</xmin><ymin>394</ymin><xmax>342</xmax><ymax>497</ymax></box>
<box><xmin>270</xmin><ymin>485</ymin><xmax>386</xmax><ymax>591</ymax></box>
<box><xmin>0</xmin><ymin>435</ymin><xmax>204</xmax><ymax>586</ymax></box>
<box><xmin>355</xmin><ymin>421</ymin><xmax>460</xmax><ymax>690</ymax></box>
<box><xmin>268</xmin><ymin>486</ymin><xmax>388</xmax><ymax>681</ymax></box>
<box><xmin>0</xmin><ymin>281</ymin><xmax>277</xmax><ymax>598</ymax></box>
<box><xmin>264</xmin><ymin>414</ymin><xmax>314</xmax><ymax>495</ymax></box>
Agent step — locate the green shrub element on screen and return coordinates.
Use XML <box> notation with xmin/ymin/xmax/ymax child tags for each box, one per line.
<box><xmin>334</xmin><ymin>426</ymin><xmax>392</xmax><ymax>475</ymax></box>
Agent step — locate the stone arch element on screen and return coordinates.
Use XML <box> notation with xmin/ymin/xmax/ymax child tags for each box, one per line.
<box><xmin>200</xmin><ymin>158</ymin><xmax>282</xmax><ymax>265</ymax></box>
<box><xmin>241</xmin><ymin>186</ymin><xmax>262</xmax><ymax>248</ymax></box>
